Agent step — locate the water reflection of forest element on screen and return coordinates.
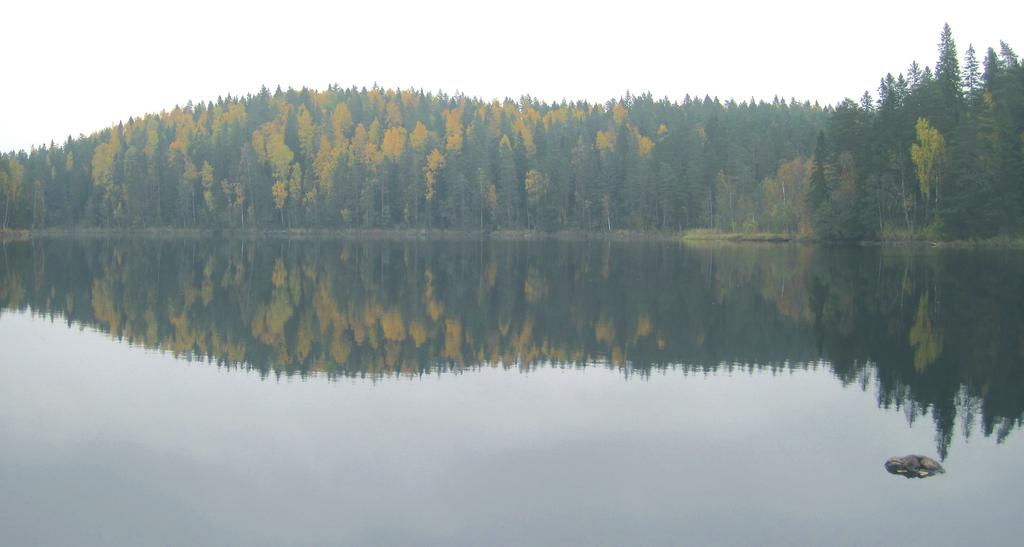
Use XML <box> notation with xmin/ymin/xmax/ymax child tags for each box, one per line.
<box><xmin>2</xmin><ymin>238</ymin><xmax>1023</xmax><ymax>456</ymax></box>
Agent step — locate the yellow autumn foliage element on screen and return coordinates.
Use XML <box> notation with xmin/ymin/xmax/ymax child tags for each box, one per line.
<box><xmin>381</xmin><ymin>127</ymin><xmax>408</xmax><ymax>162</ymax></box>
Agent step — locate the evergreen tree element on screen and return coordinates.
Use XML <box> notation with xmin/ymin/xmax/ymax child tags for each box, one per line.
<box><xmin>807</xmin><ymin>131</ymin><xmax>831</xmax><ymax>231</ymax></box>
<box><xmin>963</xmin><ymin>44</ymin><xmax>982</xmax><ymax>103</ymax></box>
<box><xmin>935</xmin><ymin>23</ymin><xmax>964</xmax><ymax>129</ymax></box>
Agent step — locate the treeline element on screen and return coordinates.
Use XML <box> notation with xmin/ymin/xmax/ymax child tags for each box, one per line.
<box><xmin>0</xmin><ymin>87</ymin><xmax>825</xmax><ymax>233</ymax></box>
<box><xmin>0</xmin><ymin>25</ymin><xmax>1020</xmax><ymax>239</ymax></box>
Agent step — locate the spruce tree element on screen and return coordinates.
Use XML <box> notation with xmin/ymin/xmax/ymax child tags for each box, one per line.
<box><xmin>963</xmin><ymin>44</ymin><xmax>982</xmax><ymax>103</ymax></box>
<box><xmin>935</xmin><ymin>23</ymin><xmax>964</xmax><ymax>128</ymax></box>
<box><xmin>983</xmin><ymin>47</ymin><xmax>1002</xmax><ymax>90</ymax></box>
<box><xmin>807</xmin><ymin>131</ymin><xmax>831</xmax><ymax>236</ymax></box>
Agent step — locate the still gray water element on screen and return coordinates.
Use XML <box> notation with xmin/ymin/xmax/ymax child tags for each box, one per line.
<box><xmin>1</xmin><ymin>238</ymin><xmax>1023</xmax><ymax>546</ymax></box>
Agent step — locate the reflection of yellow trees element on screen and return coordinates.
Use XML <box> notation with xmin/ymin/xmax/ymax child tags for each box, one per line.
<box><xmin>514</xmin><ymin>316</ymin><xmax>536</xmax><ymax>364</ymax></box>
<box><xmin>595</xmin><ymin>318</ymin><xmax>615</xmax><ymax>345</ymax></box>
<box><xmin>351</xmin><ymin>317</ymin><xmax>366</xmax><ymax>345</ymax></box>
<box><xmin>144</xmin><ymin>309</ymin><xmax>158</xmax><ymax>342</ymax></box>
<box><xmin>910</xmin><ymin>291</ymin><xmax>943</xmax><ymax>373</ymax></box>
<box><xmin>9</xmin><ymin>241</ymin><xmax>940</xmax><ymax>379</ymax></box>
<box><xmin>634</xmin><ymin>315</ymin><xmax>653</xmax><ymax>341</ymax></box>
<box><xmin>221</xmin><ymin>338</ymin><xmax>247</xmax><ymax>364</ymax></box>
<box><xmin>423</xmin><ymin>269</ymin><xmax>443</xmax><ymax>321</ymax></box>
<box><xmin>314</xmin><ymin>280</ymin><xmax>342</xmax><ymax>334</ymax></box>
<box><xmin>272</xmin><ymin>259</ymin><xmax>287</xmax><ymax>288</ymax></box>
<box><xmin>168</xmin><ymin>304</ymin><xmax>201</xmax><ymax>355</ymax></box>
<box><xmin>443</xmin><ymin>319</ymin><xmax>463</xmax><ymax>363</ymax></box>
<box><xmin>91</xmin><ymin>278</ymin><xmax>120</xmax><ymax>336</ymax></box>
<box><xmin>199</xmin><ymin>263</ymin><xmax>217</xmax><ymax>308</ymax></box>
<box><xmin>381</xmin><ymin>310</ymin><xmax>406</xmax><ymax>342</ymax></box>
<box><xmin>252</xmin><ymin>269</ymin><xmax>295</xmax><ymax>363</ymax></box>
<box><xmin>483</xmin><ymin>261</ymin><xmax>497</xmax><ymax>291</ymax></box>
<box><xmin>296</xmin><ymin>315</ymin><xmax>313</xmax><ymax>362</ymax></box>
<box><xmin>523</xmin><ymin>267</ymin><xmax>548</xmax><ymax>303</ymax></box>
<box><xmin>409</xmin><ymin>320</ymin><xmax>427</xmax><ymax>347</ymax></box>
<box><xmin>18</xmin><ymin>241</ymin><xmax>859</xmax><ymax>377</ymax></box>
<box><xmin>329</xmin><ymin>329</ymin><xmax>352</xmax><ymax>364</ymax></box>
<box><xmin>611</xmin><ymin>346</ymin><xmax>625</xmax><ymax>365</ymax></box>
<box><xmin>201</xmin><ymin>278</ymin><xmax>214</xmax><ymax>307</ymax></box>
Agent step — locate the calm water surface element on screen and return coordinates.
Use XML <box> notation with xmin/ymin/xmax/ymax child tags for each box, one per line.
<box><xmin>1</xmin><ymin>238</ymin><xmax>1023</xmax><ymax>546</ymax></box>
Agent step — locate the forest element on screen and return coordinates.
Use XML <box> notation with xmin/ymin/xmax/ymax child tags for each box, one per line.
<box><xmin>0</xmin><ymin>25</ymin><xmax>1021</xmax><ymax>240</ymax></box>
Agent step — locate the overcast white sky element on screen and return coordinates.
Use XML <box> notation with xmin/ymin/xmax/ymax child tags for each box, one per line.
<box><xmin>1</xmin><ymin>0</ymin><xmax>1020</xmax><ymax>151</ymax></box>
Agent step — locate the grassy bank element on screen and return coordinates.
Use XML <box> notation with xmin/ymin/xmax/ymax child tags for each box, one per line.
<box><xmin>679</xmin><ymin>229</ymin><xmax>798</xmax><ymax>242</ymax></box>
<box><xmin>0</xmin><ymin>229</ymin><xmax>32</xmax><ymax>241</ymax></box>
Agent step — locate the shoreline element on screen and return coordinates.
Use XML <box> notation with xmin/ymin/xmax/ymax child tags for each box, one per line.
<box><xmin>8</xmin><ymin>227</ymin><xmax>1024</xmax><ymax>248</ymax></box>
<box><xmin>0</xmin><ymin>229</ymin><xmax>31</xmax><ymax>242</ymax></box>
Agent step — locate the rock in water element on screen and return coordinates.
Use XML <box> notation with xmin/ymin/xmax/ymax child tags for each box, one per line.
<box><xmin>884</xmin><ymin>455</ymin><xmax>945</xmax><ymax>478</ymax></box>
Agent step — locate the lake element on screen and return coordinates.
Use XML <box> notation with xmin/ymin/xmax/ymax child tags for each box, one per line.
<box><xmin>2</xmin><ymin>237</ymin><xmax>1023</xmax><ymax>546</ymax></box>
